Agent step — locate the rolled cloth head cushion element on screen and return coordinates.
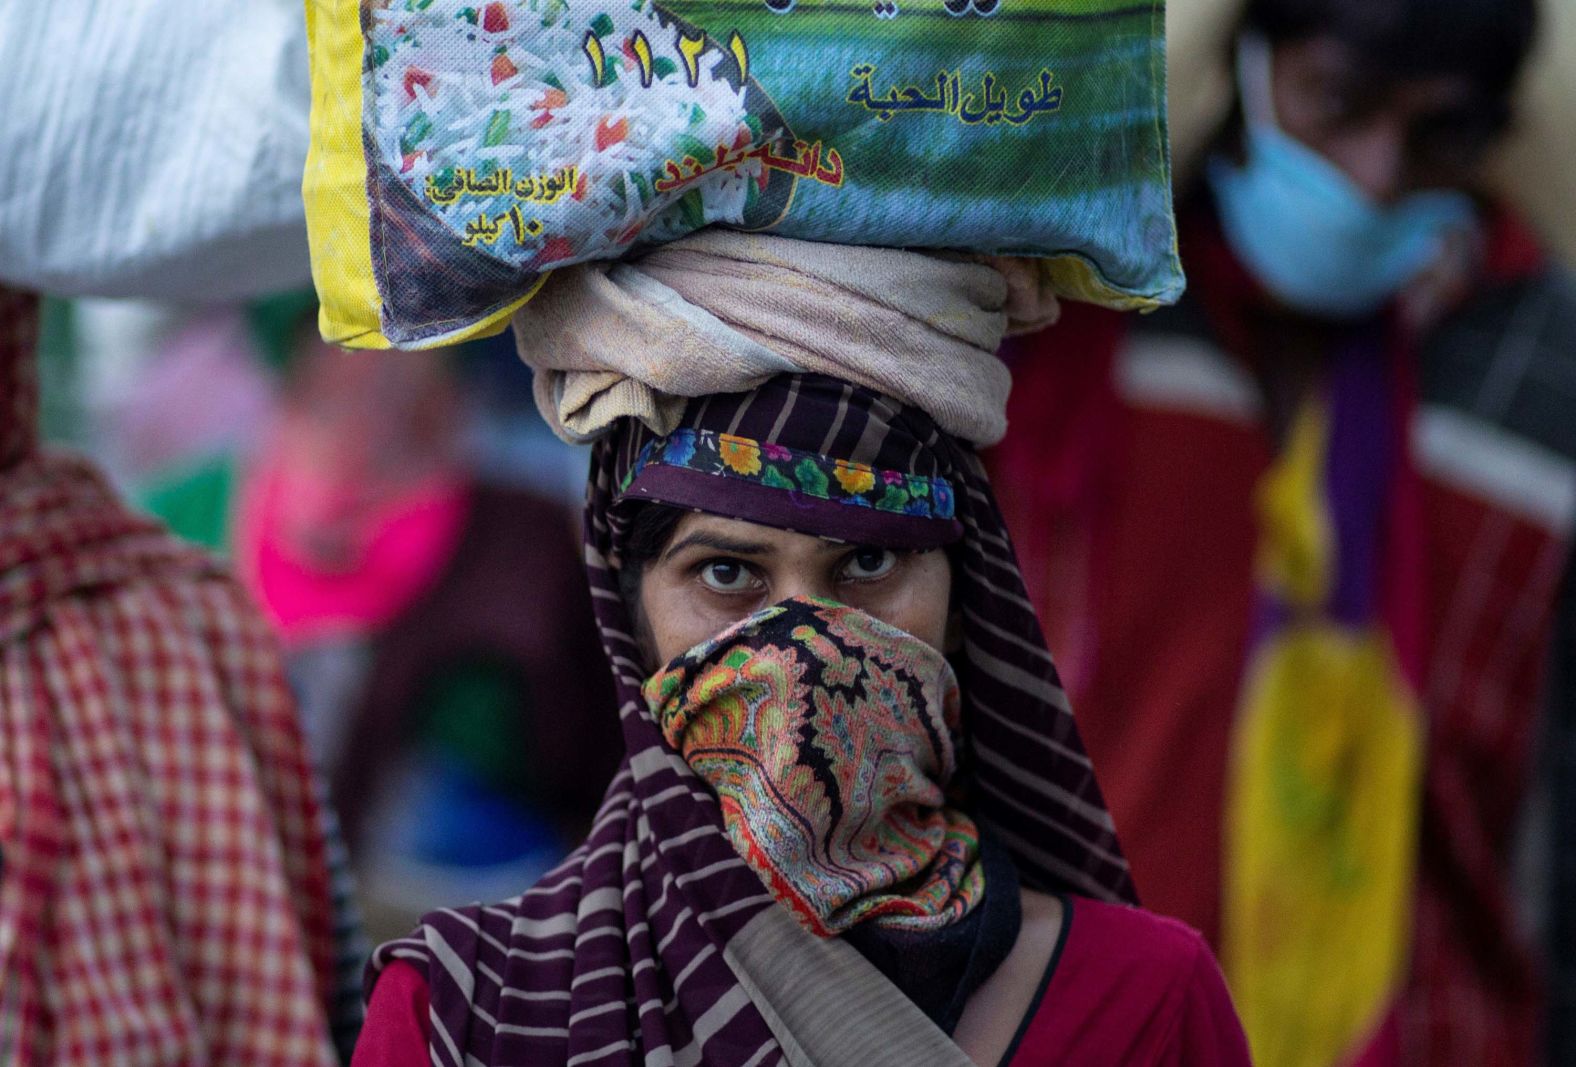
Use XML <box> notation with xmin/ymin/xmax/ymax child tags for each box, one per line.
<box><xmin>515</xmin><ymin>230</ymin><xmax>1045</xmax><ymax>447</ymax></box>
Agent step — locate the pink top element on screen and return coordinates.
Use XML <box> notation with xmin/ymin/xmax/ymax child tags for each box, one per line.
<box><xmin>1001</xmin><ymin>897</ymin><xmax>1250</xmax><ymax>1066</ymax></box>
<box><xmin>352</xmin><ymin>897</ymin><xmax>1250</xmax><ymax>1066</ymax></box>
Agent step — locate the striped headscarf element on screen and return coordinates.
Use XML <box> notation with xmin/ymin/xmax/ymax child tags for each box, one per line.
<box><xmin>369</xmin><ymin>374</ymin><xmax>1133</xmax><ymax>1065</ymax></box>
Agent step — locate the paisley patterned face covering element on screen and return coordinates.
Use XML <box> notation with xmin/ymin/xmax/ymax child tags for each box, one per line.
<box><xmin>643</xmin><ymin>595</ymin><xmax>986</xmax><ymax>938</ymax></box>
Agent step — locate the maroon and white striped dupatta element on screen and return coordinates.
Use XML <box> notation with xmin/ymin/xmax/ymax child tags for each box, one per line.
<box><xmin>369</xmin><ymin>374</ymin><xmax>1134</xmax><ymax>1066</ymax></box>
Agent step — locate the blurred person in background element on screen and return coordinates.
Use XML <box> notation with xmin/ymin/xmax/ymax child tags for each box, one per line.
<box><xmin>232</xmin><ymin>324</ymin><xmax>621</xmax><ymax>940</ymax></box>
<box><xmin>0</xmin><ymin>287</ymin><xmax>363</xmax><ymax>1063</ymax></box>
<box><xmin>121</xmin><ymin>296</ymin><xmax>310</xmax><ymax>551</ymax></box>
<box><xmin>990</xmin><ymin>0</ymin><xmax>1576</xmax><ymax>1064</ymax></box>
<box><xmin>0</xmin><ymin>3</ymin><xmax>376</xmax><ymax>1060</ymax></box>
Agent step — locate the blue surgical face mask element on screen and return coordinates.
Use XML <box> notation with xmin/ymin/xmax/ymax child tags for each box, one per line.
<box><xmin>1207</xmin><ymin>36</ymin><xmax>1477</xmax><ymax>319</ymax></box>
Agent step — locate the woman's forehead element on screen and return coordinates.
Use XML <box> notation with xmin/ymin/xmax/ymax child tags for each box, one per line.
<box><xmin>664</xmin><ymin>512</ymin><xmax>849</xmax><ymax>556</ymax></box>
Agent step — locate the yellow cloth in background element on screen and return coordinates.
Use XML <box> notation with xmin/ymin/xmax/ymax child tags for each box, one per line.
<box><xmin>1223</xmin><ymin>399</ymin><xmax>1424</xmax><ymax>1067</ymax></box>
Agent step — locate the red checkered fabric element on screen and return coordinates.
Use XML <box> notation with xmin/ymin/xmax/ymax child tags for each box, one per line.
<box><xmin>0</xmin><ymin>290</ymin><xmax>341</xmax><ymax>1065</ymax></box>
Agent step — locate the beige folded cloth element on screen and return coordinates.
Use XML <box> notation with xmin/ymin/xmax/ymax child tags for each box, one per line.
<box><xmin>513</xmin><ymin>230</ymin><xmax>1057</xmax><ymax>447</ymax></box>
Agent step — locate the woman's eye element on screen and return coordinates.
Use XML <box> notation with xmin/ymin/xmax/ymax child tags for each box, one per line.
<box><xmin>842</xmin><ymin>548</ymin><xmax>898</xmax><ymax>582</ymax></box>
<box><xmin>699</xmin><ymin>560</ymin><xmax>758</xmax><ymax>593</ymax></box>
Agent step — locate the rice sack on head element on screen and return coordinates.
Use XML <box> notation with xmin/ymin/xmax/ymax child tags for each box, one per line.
<box><xmin>304</xmin><ymin>0</ymin><xmax>1182</xmax><ymax>349</ymax></box>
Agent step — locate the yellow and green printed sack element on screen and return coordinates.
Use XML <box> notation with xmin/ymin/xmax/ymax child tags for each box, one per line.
<box><xmin>304</xmin><ymin>0</ymin><xmax>1182</xmax><ymax>349</ymax></box>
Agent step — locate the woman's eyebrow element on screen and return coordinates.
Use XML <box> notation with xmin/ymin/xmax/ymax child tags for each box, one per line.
<box><xmin>661</xmin><ymin>532</ymin><xmax>775</xmax><ymax>562</ymax></box>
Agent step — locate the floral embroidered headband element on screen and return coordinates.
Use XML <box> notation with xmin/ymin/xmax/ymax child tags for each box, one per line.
<box><xmin>611</xmin><ymin>378</ymin><xmax>965</xmax><ymax>550</ymax></box>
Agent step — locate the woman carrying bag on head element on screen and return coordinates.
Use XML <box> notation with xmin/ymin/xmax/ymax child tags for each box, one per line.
<box><xmin>349</xmin><ymin>233</ymin><xmax>1251</xmax><ymax>1067</ymax></box>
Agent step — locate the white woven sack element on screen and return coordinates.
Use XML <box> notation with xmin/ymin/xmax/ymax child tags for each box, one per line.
<box><xmin>0</xmin><ymin>0</ymin><xmax>313</xmax><ymax>300</ymax></box>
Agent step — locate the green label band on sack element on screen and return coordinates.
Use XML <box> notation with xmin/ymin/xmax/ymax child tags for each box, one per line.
<box><xmin>304</xmin><ymin>0</ymin><xmax>1181</xmax><ymax>348</ymax></box>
